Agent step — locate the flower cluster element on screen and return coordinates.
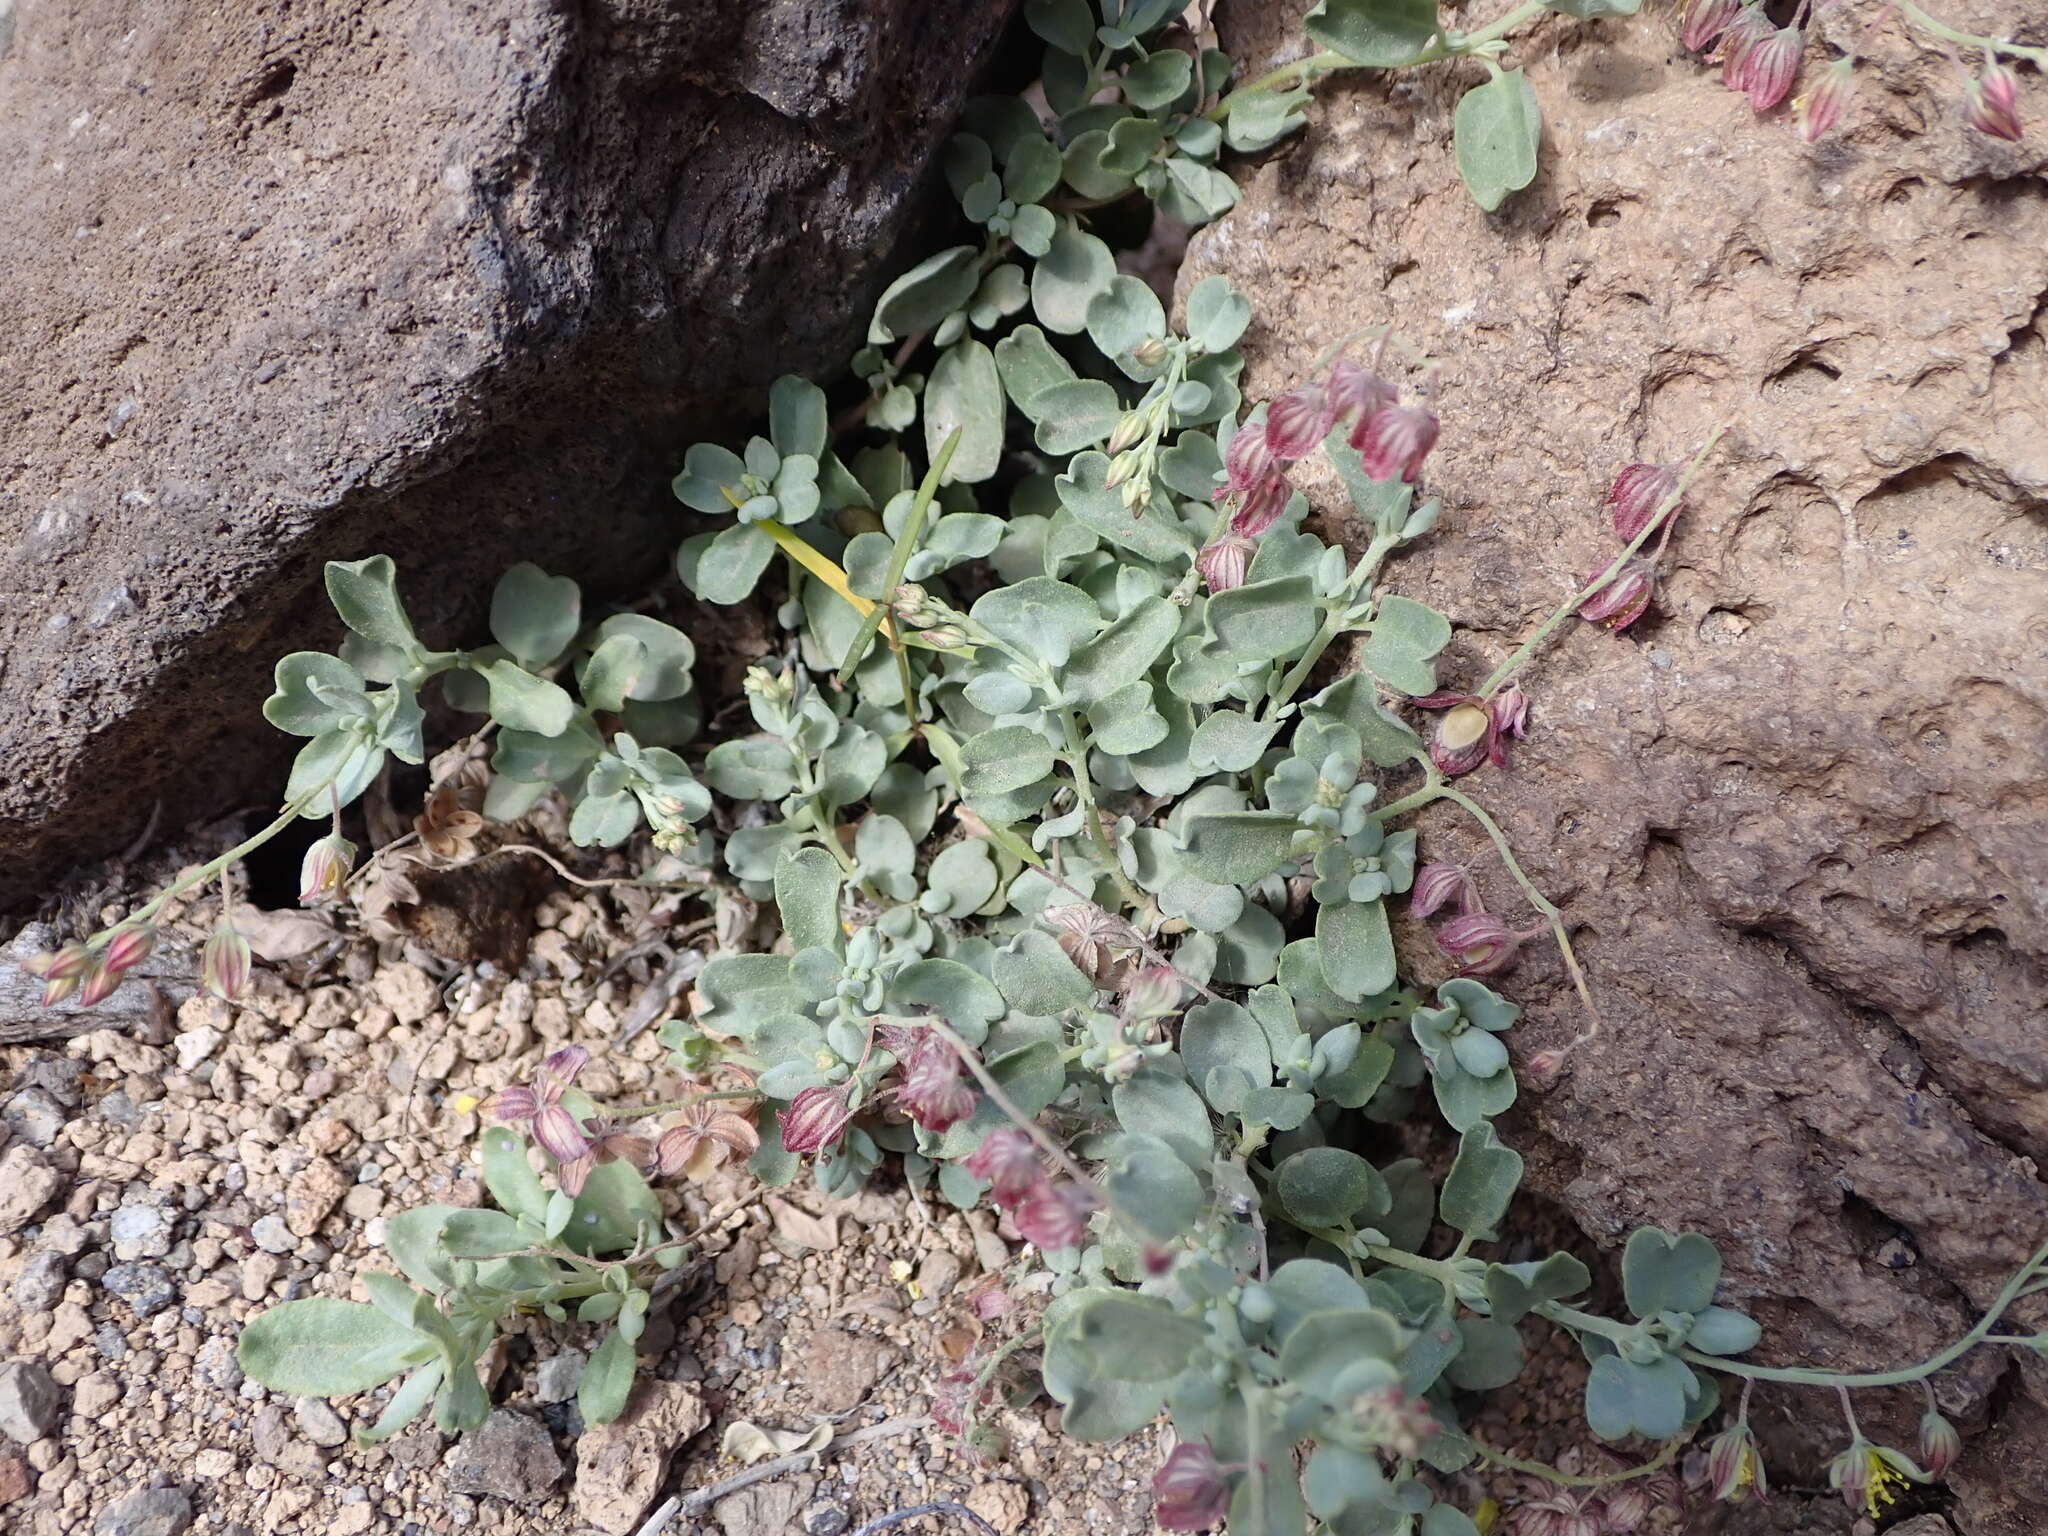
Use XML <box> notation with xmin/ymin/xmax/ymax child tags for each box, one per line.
<box><xmin>1412</xmin><ymin>862</ymin><xmax>1533</xmax><ymax>979</ymax></box>
<box><xmin>23</xmin><ymin>923</ymin><xmax>156</xmax><ymax>1009</ymax></box>
<box><xmin>1201</xmin><ymin>357</ymin><xmax>1438</xmax><ymax>589</ymax></box>
<box><xmin>963</xmin><ymin>1128</ymin><xmax>1097</xmax><ymax>1253</ymax></box>
<box><xmin>1680</xmin><ymin>0</ymin><xmax>2028</xmax><ymax>145</ymax></box>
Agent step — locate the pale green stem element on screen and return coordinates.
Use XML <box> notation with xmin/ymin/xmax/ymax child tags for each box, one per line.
<box><xmin>1476</xmin><ymin>427</ymin><xmax>1727</xmax><ymax>700</ymax></box>
<box><xmin>120</xmin><ymin>788</ymin><xmax>328</xmax><ymax>934</ymax></box>
<box><xmin>1057</xmin><ymin>708</ymin><xmax>1146</xmax><ymax>908</ymax></box>
<box><xmin>1261</xmin><ymin>532</ymin><xmax>1401</xmax><ymax>719</ymax></box>
<box><xmin>1437</xmin><ymin>784</ymin><xmax>1604</xmax><ymax>1036</ymax></box>
<box><xmin>1894</xmin><ymin>0</ymin><xmax>2048</xmax><ymax>65</ymax></box>
<box><xmin>1206</xmin><ymin>0</ymin><xmax>1551</xmax><ymax>123</ymax></box>
<box><xmin>1471</xmin><ymin>1429</ymin><xmax>1688</xmax><ymax>1490</ymax></box>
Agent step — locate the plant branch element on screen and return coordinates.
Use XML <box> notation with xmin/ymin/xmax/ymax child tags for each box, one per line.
<box><xmin>1477</xmin><ymin>427</ymin><xmax>1726</xmax><ymax>699</ymax></box>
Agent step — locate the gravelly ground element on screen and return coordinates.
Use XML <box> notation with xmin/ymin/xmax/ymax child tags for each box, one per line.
<box><xmin>0</xmin><ymin>818</ymin><xmax>1765</xmax><ymax>1536</ymax></box>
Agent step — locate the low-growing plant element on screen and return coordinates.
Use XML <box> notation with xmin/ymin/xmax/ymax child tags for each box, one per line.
<box><xmin>27</xmin><ymin>3</ymin><xmax>2046</xmax><ymax>1531</ymax></box>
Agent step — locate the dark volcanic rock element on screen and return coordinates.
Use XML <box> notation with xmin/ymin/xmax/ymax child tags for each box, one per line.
<box><xmin>0</xmin><ymin>0</ymin><xmax>1014</xmax><ymax>906</ymax></box>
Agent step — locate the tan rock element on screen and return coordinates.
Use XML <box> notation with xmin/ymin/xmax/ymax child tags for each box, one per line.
<box><xmin>571</xmin><ymin>1379</ymin><xmax>710</xmax><ymax>1535</ymax></box>
<box><xmin>966</xmin><ymin>1480</ymin><xmax>1031</xmax><ymax>1535</ymax></box>
<box><xmin>372</xmin><ymin>963</ymin><xmax>439</xmax><ymax>1027</ymax></box>
<box><xmin>798</xmin><ymin>1328</ymin><xmax>898</xmax><ymax>1413</ymax></box>
<box><xmin>0</xmin><ymin>1148</ymin><xmax>61</xmax><ymax>1237</ymax></box>
<box><xmin>283</xmin><ymin>1157</ymin><xmax>350</xmax><ymax>1238</ymax></box>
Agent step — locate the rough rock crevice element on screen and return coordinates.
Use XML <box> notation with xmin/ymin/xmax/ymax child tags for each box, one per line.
<box><xmin>1187</xmin><ymin>1</ymin><xmax>2047</xmax><ymax>1521</ymax></box>
<box><xmin>0</xmin><ymin>0</ymin><xmax>1017</xmax><ymax>909</ymax></box>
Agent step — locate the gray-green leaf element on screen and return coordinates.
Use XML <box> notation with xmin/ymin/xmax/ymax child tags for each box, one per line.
<box><xmin>1453</xmin><ymin>68</ymin><xmax>1542</xmax><ymax>214</ymax></box>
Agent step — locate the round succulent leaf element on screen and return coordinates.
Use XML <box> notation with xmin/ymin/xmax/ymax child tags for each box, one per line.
<box><xmin>943</xmin><ymin>132</ymin><xmax>994</xmax><ymax>198</ymax></box>
<box><xmin>1279</xmin><ymin>1308</ymin><xmax>1405</xmax><ymax>1403</ymax></box>
<box><xmin>489</xmin><ymin>563</ymin><xmax>582</xmax><ymax>670</ymax></box>
<box><xmin>238</xmin><ymin>1299</ymin><xmax>430</xmax><ymax>1399</ymax></box>
<box><xmin>682</xmin><ymin>521</ymin><xmax>777</xmax><ymax>606</ymax></box>
<box><xmin>992</xmin><ymin>929</ymin><xmax>1094</xmax><ymax>1016</ymax></box>
<box><xmin>1120</xmin><ymin>47</ymin><xmax>1193</xmax><ymax>112</ymax></box>
<box><xmin>1276</xmin><ymin>1146</ymin><xmax>1390</xmax><ymax>1227</ymax></box>
<box><xmin>1003</xmin><ymin>132</ymin><xmax>1064</xmax><ymax>205</ymax></box>
<box><xmin>1584</xmin><ymin>1353</ymin><xmax>1696</xmax><ymax>1441</ymax></box>
<box><xmin>1112</xmin><ymin>1072</ymin><xmax>1212</xmax><ymax>1171</ymax></box>
<box><xmin>1060</xmin><ymin>129</ymin><xmax>1135</xmax><ymax>200</ymax></box>
<box><xmin>1438</xmin><ymin>1121</ymin><xmax>1523</xmax><ymax>1239</ymax></box>
<box><xmin>1304</xmin><ymin>1443</ymin><xmax>1391</xmax><ymax>1522</ymax></box>
<box><xmin>1621</xmin><ymin>1228</ymin><xmax>1723</xmax><ymax>1320</ymax></box>
<box><xmin>1108</xmin><ymin>1133</ymin><xmax>1205</xmax><ymax>1241</ymax></box>
<box><xmin>1085</xmin><ymin>275</ymin><xmax>1167</xmax><ymax>377</ymax></box>
<box><xmin>1448</xmin><ymin>1025</ymin><xmax>1510</xmax><ymax>1080</ymax></box>
<box><xmin>1684</xmin><ymin>1305</ymin><xmax>1762</xmax><ymax>1356</ymax></box>
<box><xmin>1204</xmin><ymin>575</ymin><xmax>1320</xmax><ymax>662</ymax></box>
<box><xmin>1054</xmin><ymin>451</ymin><xmax>1198</xmax><ymax>561</ymax></box>
<box><xmin>1453</xmin><ymin>67</ymin><xmax>1542</xmax><ymax>214</ymax></box>
<box><xmin>1484</xmin><ymin>1253</ymin><xmax>1592</xmax><ymax>1325</ymax></box>
<box><xmin>1181</xmin><ymin>999</ymin><xmax>1272</xmax><ymax>1111</ymax></box>
<box><xmin>869</xmin><ymin>245</ymin><xmax>981</xmax><ymax>344</ymax></box>
<box><xmin>1023</xmin><ymin>0</ymin><xmax>1095</xmax><ymax>55</ymax></box>
<box><xmin>961</xmin><ymin>724</ymin><xmax>1057</xmax><ymax>798</ymax></box>
<box><xmin>324</xmin><ymin>555</ymin><xmax>420</xmax><ymax>655</ymax></box>
<box><xmin>1445</xmin><ymin>1317</ymin><xmax>1525</xmax><ymax>1390</ymax></box>
<box><xmin>1028</xmin><ymin>378</ymin><xmax>1124</xmax><ymax>455</ymax></box>
<box><xmin>1317</xmin><ymin>897</ymin><xmax>1396</xmax><ymax>1003</ymax></box>
<box><xmin>970</xmin><ymin>575</ymin><xmax>1103</xmax><ymax>667</ymax></box>
<box><xmin>1031</xmin><ymin>223</ymin><xmax>1117</xmax><ymax>336</ymax></box>
<box><xmin>570</xmin><ymin>789</ymin><xmax>639</xmax><ymax>848</ymax></box>
<box><xmin>265</xmin><ymin>652</ymin><xmax>370</xmax><ymax>736</ymax></box>
<box><xmin>1304</xmin><ymin>0</ymin><xmax>1440</xmax><ymax>66</ymax></box>
<box><xmin>769</xmin><ymin>375</ymin><xmax>829</xmax><ymax>460</ymax></box>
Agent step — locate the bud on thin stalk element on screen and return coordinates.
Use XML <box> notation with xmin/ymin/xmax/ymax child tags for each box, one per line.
<box><xmin>1795</xmin><ymin>56</ymin><xmax>1856</xmax><ymax>143</ymax></box>
<box><xmin>299</xmin><ymin>832</ymin><xmax>358</xmax><ymax>905</ymax></box>
<box><xmin>203</xmin><ymin>917</ymin><xmax>253</xmax><ymax>1001</ymax></box>
<box><xmin>1608</xmin><ymin>463</ymin><xmax>1680</xmax><ymax>542</ymax></box>
<box><xmin>1196</xmin><ymin>534</ymin><xmax>1254</xmax><ymax>593</ymax></box>
<box><xmin>1966</xmin><ymin>58</ymin><xmax>2023</xmax><ymax>142</ymax></box>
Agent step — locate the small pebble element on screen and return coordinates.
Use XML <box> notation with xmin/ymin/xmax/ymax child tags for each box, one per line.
<box><xmin>250</xmin><ymin>1215</ymin><xmax>296</xmax><ymax>1255</ymax></box>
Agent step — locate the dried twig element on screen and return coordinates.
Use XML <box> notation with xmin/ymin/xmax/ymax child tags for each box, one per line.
<box><xmin>633</xmin><ymin>1415</ymin><xmax>934</xmax><ymax>1536</ymax></box>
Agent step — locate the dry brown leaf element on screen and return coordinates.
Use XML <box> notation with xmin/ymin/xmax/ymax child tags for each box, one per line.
<box><xmin>235</xmin><ymin>907</ymin><xmax>339</xmax><ymax>961</ymax></box>
<box><xmin>719</xmin><ymin>1418</ymin><xmax>833</xmax><ymax>1466</ymax></box>
<box><xmin>764</xmin><ymin>1195</ymin><xmax>838</xmax><ymax>1252</ymax></box>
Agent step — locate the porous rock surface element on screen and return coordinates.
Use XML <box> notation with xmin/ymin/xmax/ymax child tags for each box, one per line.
<box><xmin>0</xmin><ymin>0</ymin><xmax>1013</xmax><ymax>908</ymax></box>
<box><xmin>1188</xmin><ymin>0</ymin><xmax>2046</xmax><ymax>1522</ymax></box>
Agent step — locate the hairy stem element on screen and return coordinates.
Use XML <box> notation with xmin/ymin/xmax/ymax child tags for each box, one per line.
<box><xmin>1893</xmin><ymin>0</ymin><xmax>2048</xmax><ymax>65</ymax></box>
<box><xmin>1477</xmin><ymin>427</ymin><xmax>1726</xmax><ymax>700</ymax></box>
<box><xmin>1057</xmin><ymin>708</ymin><xmax>1147</xmax><ymax>908</ymax></box>
<box><xmin>1437</xmin><ymin>785</ymin><xmax>1604</xmax><ymax>1037</ymax></box>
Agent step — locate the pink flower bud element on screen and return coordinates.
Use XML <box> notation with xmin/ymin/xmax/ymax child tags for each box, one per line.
<box><xmin>1223</xmin><ymin>420</ymin><xmax>1281</xmax><ymax>488</ymax></box>
<box><xmin>1329</xmin><ymin>359</ymin><xmax>1397</xmax><ymax>448</ymax></box>
<box><xmin>1706</xmin><ymin>1423</ymin><xmax>1769</xmax><ymax>1503</ymax></box>
<box><xmin>1600</xmin><ymin>1485</ymin><xmax>1652</xmax><ymax>1534</ymax></box>
<box><xmin>1196</xmin><ymin>534</ymin><xmax>1255</xmax><ymax>593</ymax></box>
<box><xmin>1013</xmin><ymin>1180</ymin><xmax>1096</xmax><ymax>1252</ymax></box>
<box><xmin>299</xmin><ymin>832</ymin><xmax>358</xmax><ymax>905</ymax></box>
<box><xmin>1919</xmin><ymin>1408</ymin><xmax>1961</xmax><ymax>1478</ymax></box>
<box><xmin>1120</xmin><ymin>962</ymin><xmax>1184</xmax><ymax>1022</ymax></box>
<box><xmin>1795</xmin><ymin>56</ymin><xmax>1856</xmax><ymax>143</ymax></box>
<box><xmin>1106</xmin><ymin>410</ymin><xmax>1148</xmax><ymax>456</ymax></box>
<box><xmin>1263</xmin><ymin>382</ymin><xmax>1335</xmax><ymax>460</ymax></box>
<box><xmin>1525</xmin><ymin>1048</ymin><xmax>1568</xmax><ymax>1090</ymax></box>
<box><xmin>1967</xmin><ymin>60</ymin><xmax>2022</xmax><ymax>142</ymax></box>
<box><xmin>1742</xmin><ymin>27</ymin><xmax>1805</xmax><ymax>112</ymax></box>
<box><xmin>24</xmin><ymin>943</ymin><xmax>92</xmax><ymax>982</ymax></box>
<box><xmin>77</xmin><ymin>958</ymin><xmax>126</xmax><ymax>1008</ymax></box>
<box><xmin>1411</xmin><ymin>863</ymin><xmax>1480</xmax><ymax>919</ymax></box>
<box><xmin>964</xmin><ymin>1127</ymin><xmax>1046</xmax><ymax>1205</ymax></box>
<box><xmin>202</xmin><ymin>918</ymin><xmax>252</xmax><ymax>1001</ymax></box>
<box><xmin>1719</xmin><ymin>9</ymin><xmax>1776</xmax><ymax>95</ymax></box>
<box><xmin>1487</xmin><ymin>686</ymin><xmax>1530</xmax><ymax>764</ymax></box>
<box><xmin>532</xmin><ymin>1103</ymin><xmax>592</xmax><ymax>1166</ymax></box>
<box><xmin>1152</xmin><ymin>1442</ymin><xmax>1231</xmax><ymax>1533</ymax></box>
<box><xmin>1607</xmin><ymin>462</ymin><xmax>1679</xmax><ymax>542</ymax></box>
<box><xmin>1680</xmin><ymin>0</ymin><xmax>1742</xmax><ymax>52</ymax></box>
<box><xmin>778</xmin><ymin>1085</ymin><xmax>854</xmax><ymax>1155</ymax></box>
<box><xmin>1428</xmin><ymin>701</ymin><xmax>1493</xmax><ymax>778</ymax></box>
<box><xmin>1226</xmin><ymin>466</ymin><xmax>1294</xmax><ymax>539</ymax></box>
<box><xmin>1434</xmin><ymin>912</ymin><xmax>1524</xmax><ymax>978</ymax></box>
<box><xmin>895</xmin><ymin>1035</ymin><xmax>977</xmax><ymax>1132</ymax></box>
<box><xmin>101</xmin><ymin>925</ymin><xmax>156</xmax><ymax>975</ymax></box>
<box><xmin>1357</xmin><ymin>403</ymin><xmax>1439</xmax><ymax>484</ymax></box>
<box><xmin>1580</xmin><ymin>559</ymin><xmax>1657</xmax><ymax>632</ymax></box>
<box><xmin>972</xmin><ymin>1285</ymin><xmax>1013</xmax><ymax>1321</ymax></box>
